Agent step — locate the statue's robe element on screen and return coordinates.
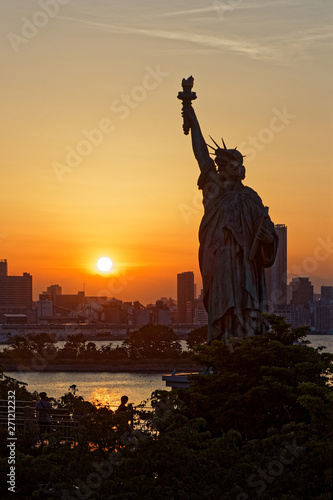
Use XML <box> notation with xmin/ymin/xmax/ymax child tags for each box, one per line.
<box><xmin>198</xmin><ymin>160</ymin><xmax>278</xmax><ymax>343</ymax></box>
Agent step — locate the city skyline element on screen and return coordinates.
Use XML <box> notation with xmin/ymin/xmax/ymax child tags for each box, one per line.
<box><xmin>0</xmin><ymin>256</ymin><xmax>332</xmax><ymax>332</ymax></box>
<box><xmin>1</xmin><ymin>1</ymin><xmax>332</xmax><ymax>305</ymax></box>
<box><xmin>1</xmin><ymin>256</ymin><xmax>332</xmax><ymax>307</ymax></box>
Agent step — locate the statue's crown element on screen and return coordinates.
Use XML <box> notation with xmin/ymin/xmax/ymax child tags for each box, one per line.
<box><xmin>207</xmin><ymin>136</ymin><xmax>245</xmax><ymax>166</ymax></box>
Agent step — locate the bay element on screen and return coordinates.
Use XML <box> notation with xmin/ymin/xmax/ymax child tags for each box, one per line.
<box><xmin>3</xmin><ymin>335</ymin><xmax>332</xmax><ymax>407</ymax></box>
<box><xmin>4</xmin><ymin>371</ymin><xmax>169</xmax><ymax>408</ymax></box>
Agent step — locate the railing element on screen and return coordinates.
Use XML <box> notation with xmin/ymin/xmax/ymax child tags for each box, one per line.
<box><xmin>0</xmin><ymin>399</ymin><xmax>77</xmax><ymax>441</ymax></box>
<box><xmin>0</xmin><ymin>400</ymin><xmax>156</xmax><ymax>443</ymax></box>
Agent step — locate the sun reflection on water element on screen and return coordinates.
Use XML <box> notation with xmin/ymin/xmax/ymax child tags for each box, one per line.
<box><xmin>88</xmin><ymin>387</ymin><xmax>123</xmax><ymax>409</ymax></box>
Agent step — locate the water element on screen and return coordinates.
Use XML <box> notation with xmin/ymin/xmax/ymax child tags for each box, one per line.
<box><xmin>3</xmin><ymin>371</ymin><xmax>169</xmax><ymax>407</ymax></box>
<box><xmin>2</xmin><ymin>335</ymin><xmax>332</xmax><ymax>406</ymax></box>
<box><xmin>306</xmin><ymin>334</ymin><xmax>333</xmax><ymax>351</ymax></box>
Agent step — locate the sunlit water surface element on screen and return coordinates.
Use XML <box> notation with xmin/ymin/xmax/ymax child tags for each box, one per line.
<box><xmin>3</xmin><ymin>335</ymin><xmax>332</xmax><ymax>406</ymax></box>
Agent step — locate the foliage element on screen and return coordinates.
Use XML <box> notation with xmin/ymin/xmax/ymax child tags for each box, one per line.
<box><xmin>123</xmin><ymin>324</ymin><xmax>182</xmax><ymax>359</ymax></box>
<box><xmin>0</xmin><ymin>371</ymin><xmax>34</xmax><ymax>401</ymax></box>
<box><xmin>0</xmin><ymin>315</ymin><xmax>332</xmax><ymax>499</ymax></box>
<box><xmin>61</xmin><ymin>333</ymin><xmax>87</xmax><ymax>358</ymax></box>
<box><xmin>1</xmin><ymin>327</ymin><xmax>189</xmax><ymax>366</ymax></box>
<box><xmin>179</xmin><ymin>315</ymin><xmax>333</xmax><ymax>439</ymax></box>
<box><xmin>0</xmin><ymin>378</ymin><xmax>138</xmax><ymax>499</ymax></box>
<box><xmin>186</xmin><ymin>325</ymin><xmax>208</xmax><ymax>350</ymax></box>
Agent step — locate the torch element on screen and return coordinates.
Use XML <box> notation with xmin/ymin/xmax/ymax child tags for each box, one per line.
<box><xmin>177</xmin><ymin>76</ymin><xmax>197</xmax><ymax>135</ymax></box>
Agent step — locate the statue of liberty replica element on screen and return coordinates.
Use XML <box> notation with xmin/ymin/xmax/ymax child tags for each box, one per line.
<box><xmin>178</xmin><ymin>77</ymin><xmax>279</xmax><ymax>344</ymax></box>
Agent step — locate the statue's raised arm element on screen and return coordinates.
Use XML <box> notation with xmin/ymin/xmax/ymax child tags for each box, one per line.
<box><xmin>177</xmin><ymin>76</ymin><xmax>210</xmax><ymax>170</ymax></box>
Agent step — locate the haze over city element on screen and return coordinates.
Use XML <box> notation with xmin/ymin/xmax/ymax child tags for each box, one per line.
<box><xmin>1</xmin><ymin>0</ymin><xmax>332</xmax><ymax>304</ymax></box>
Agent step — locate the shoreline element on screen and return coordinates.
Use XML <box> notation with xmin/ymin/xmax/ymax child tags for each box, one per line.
<box><xmin>2</xmin><ymin>362</ymin><xmax>202</xmax><ymax>374</ymax></box>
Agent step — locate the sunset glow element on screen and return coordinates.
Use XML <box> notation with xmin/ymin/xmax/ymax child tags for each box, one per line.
<box><xmin>0</xmin><ymin>1</ymin><xmax>332</xmax><ymax>303</ymax></box>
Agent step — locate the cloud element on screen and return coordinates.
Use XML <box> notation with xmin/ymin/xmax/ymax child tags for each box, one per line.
<box><xmin>58</xmin><ymin>16</ymin><xmax>278</xmax><ymax>60</ymax></box>
<box><xmin>58</xmin><ymin>15</ymin><xmax>332</xmax><ymax>63</ymax></box>
<box><xmin>151</xmin><ymin>0</ymin><xmax>302</xmax><ymax>19</ymax></box>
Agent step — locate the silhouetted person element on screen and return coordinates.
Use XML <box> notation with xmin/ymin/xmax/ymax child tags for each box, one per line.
<box><xmin>116</xmin><ymin>396</ymin><xmax>133</xmax><ymax>435</ymax></box>
<box><xmin>35</xmin><ymin>392</ymin><xmax>52</xmax><ymax>440</ymax></box>
<box><xmin>116</xmin><ymin>395</ymin><xmax>129</xmax><ymax>413</ymax></box>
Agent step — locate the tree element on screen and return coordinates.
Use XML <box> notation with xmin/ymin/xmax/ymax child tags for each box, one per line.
<box><xmin>101</xmin><ymin>315</ymin><xmax>332</xmax><ymax>499</ymax></box>
<box><xmin>186</xmin><ymin>325</ymin><xmax>208</xmax><ymax>350</ymax></box>
<box><xmin>123</xmin><ymin>324</ymin><xmax>182</xmax><ymax>359</ymax></box>
<box><xmin>61</xmin><ymin>333</ymin><xmax>86</xmax><ymax>358</ymax></box>
<box><xmin>1</xmin><ymin>316</ymin><xmax>332</xmax><ymax>499</ymax></box>
<box><xmin>179</xmin><ymin>315</ymin><xmax>333</xmax><ymax>439</ymax></box>
<box><xmin>26</xmin><ymin>332</ymin><xmax>56</xmax><ymax>352</ymax></box>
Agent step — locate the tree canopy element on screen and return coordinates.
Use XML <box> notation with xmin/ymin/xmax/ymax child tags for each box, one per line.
<box><xmin>186</xmin><ymin>325</ymin><xmax>208</xmax><ymax>350</ymax></box>
<box><xmin>0</xmin><ymin>316</ymin><xmax>332</xmax><ymax>499</ymax></box>
<box><xmin>123</xmin><ymin>324</ymin><xmax>182</xmax><ymax>359</ymax></box>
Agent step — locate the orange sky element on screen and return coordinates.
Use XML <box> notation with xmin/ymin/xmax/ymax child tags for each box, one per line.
<box><xmin>1</xmin><ymin>0</ymin><xmax>332</xmax><ymax>302</ymax></box>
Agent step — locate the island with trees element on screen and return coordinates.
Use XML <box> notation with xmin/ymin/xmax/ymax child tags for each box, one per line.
<box><xmin>0</xmin><ymin>324</ymin><xmax>203</xmax><ymax>372</ymax></box>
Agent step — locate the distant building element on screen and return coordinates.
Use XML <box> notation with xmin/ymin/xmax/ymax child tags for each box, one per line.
<box><xmin>273</xmin><ymin>304</ymin><xmax>295</xmax><ymax>325</ymax></box>
<box><xmin>0</xmin><ymin>313</ymin><xmax>28</xmax><ymax>325</ymax></box>
<box><xmin>46</xmin><ymin>284</ymin><xmax>62</xmax><ymax>296</ymax></box>
<box><xmin>311</xmin><ymin>302</ymin><xmax>329</xmax><ymax>332</ymax></box>
<box><xmin>194</xmin><ymin>302</ymin><xmax>208</xmax><ymax>325</ymax></box>
<box><xmin>134</xmin><ymin>308</ymin><xmax>150</xmax><ymax>325</ymax></box>
<box><xmin>193</xmin><ymin>289</ymin><xmax>208</xmax><ymax>325</ymax></box>
<box><xmin>321</xmin><ymin>286</ymin><xmax>333</xmax><ymax>303</ymax></box>
<box><xmin>37</xmin><ymin>300</ymin><xmax>53</xmax><ymax>322</ymax></box>
<box><xmin>291</xmin><ymin>277</ymin><xmax>313</xmax><ymax>306</ymax></box>
<box><xmin>133</xmin><ymin>301</ymin><xmax>150</xmax><ymax>325</ymax></box>
<box><xmin>85</xmin><ymin>296</ymin><xmax>108</xmax><ymax>304</ymax></box>
<box><xmin>100</xmin><ymin>299</ymin><xmax>151</xmax><ymax>326</ymax></box>
<box><xmin>0</xmin><ymin>259</ymin><xmax>33</xmax><ymax>312</ymax></box>
<box><xmin>102</xmin><ymin>298</ymin><xmax>122</xmax><ymax>323</ymax></box>
<box><xmin>293</xmin><ymin>305</ymin><xmax>312</xmax><ymax>328</ymax></box>
<box><xmin>147</xmin><ymin>300</ymin><xmax>171</xmax><ymax>325</ymax></box>
<box><xmin>39</xmin><ymin>284</ymin><xmax>85</xmax><ymax>315</ymax></box>
<box><xmin>0</xmin><ymin>259</ymin><xmax>8</xmax><ymax>277</ymax></box>
<box><xmin>328</xmin><ymin>305</ymin><xmax>333</xmax><ymax>333</ymax></box>
<box><xmin>266</xmin><ymin>224</ymin><xmax>287</xmax><ymax>311</ymax></box>
<box><xmin>177</xmin><ymin>272</ymin><xmax>195</xmax><ymax>323</ymax></box>
<box><xmin>158</xmin><ymin>297</ymin><xmax>177</xmax><ymax>323</ymax></box>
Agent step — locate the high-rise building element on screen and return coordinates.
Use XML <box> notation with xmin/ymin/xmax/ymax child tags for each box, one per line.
<box><xmin>321</xmin><ymin>286</ymin><xmax>333</xmax><ymax>303</ymax></box>
<box><xmin>265</xmin><ymin>224</ymin><xmax>287</xmax><ymax>311</ymax></box>
<box><xmin>177</xmin><ymin>271</ymin><xmax>195</xmax><ymax>323</ymax></box>
<box><xmin>0</xmin><ymin>259</ymin><xmax>33</xmax><ymax>311</ymax></box>
<box><xmin>291</xmin><ymin>277</ymin><xmax>313</xmax><ymax>306</ymax></box>
<box><xmin>0</xmin><ymin>259</ymin><xmax>8</xmax><ymax>277</ymax></box>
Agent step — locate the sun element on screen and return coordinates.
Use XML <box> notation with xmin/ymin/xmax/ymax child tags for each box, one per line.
<box><xmin>97</xmin><ymin>256</ymin><xmax>113</xmax><ymax>272</ymax></box>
